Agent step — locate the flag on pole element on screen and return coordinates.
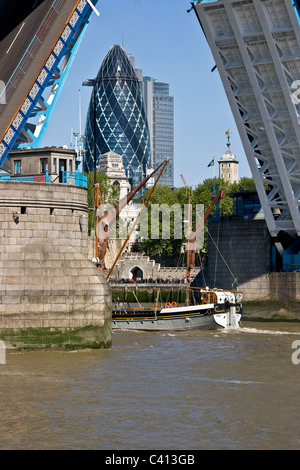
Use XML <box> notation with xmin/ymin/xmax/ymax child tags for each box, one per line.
<box><xmin>207</xmin><ymin>159</ymin><xmax>214</xmax><ymax>167</ymax></box>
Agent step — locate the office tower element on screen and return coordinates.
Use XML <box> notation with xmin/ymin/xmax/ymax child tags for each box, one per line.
<box><xmin>84</xmin><ymin>45</ymin><xmax>151</xmax><ymax>189</ymax></box>
<box><xmin>193</xmin><ymin>0</ymin><xmax>300</xmax><ymax>246</ymax></box>
<box><xmin>142</xmin><ymin>77</ymin><xmax>174</xmax><ymax>187</ymax></box>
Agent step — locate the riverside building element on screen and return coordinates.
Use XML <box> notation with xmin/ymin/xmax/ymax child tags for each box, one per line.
<box><xmin>218</xmin><ymin>132</ymin><xmax>239</xmax><ymax>184</ymax></box>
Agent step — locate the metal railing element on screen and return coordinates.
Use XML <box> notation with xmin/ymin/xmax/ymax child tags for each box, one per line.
<box><xmin>0</xmin><ymin>174</ymin><xmax>47</xmax><ymax>182</ymax></box>
<box><xmin>0</xmin><ymin>170</ymin><xmax>87</xmax><ymax>188</ymax></box>
<box><xmin>61</xmin><ymin>171</ymin><xmax>87</xmax><ymax>188</ymax></box>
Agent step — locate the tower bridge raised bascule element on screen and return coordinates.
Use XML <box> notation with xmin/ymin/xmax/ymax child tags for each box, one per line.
<box><xmin>0</xmin><ymin>0</ymin><xmax>99</xmax><ymax>172</ymax></box>
<box><xmin>192</xmin><ymin>0</ymin><xmax>300</xmax><ymax>254</ymax></box>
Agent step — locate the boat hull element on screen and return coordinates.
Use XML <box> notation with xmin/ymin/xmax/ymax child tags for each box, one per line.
<box><xmin>112</xmin><ymin>303</ymin><xmax>242</xmax><ymax>331</ymax></box>
<box><xmin>113</xmin><ymin>313</ymin><xmax>217</xmax><ymax>331</ymax></box>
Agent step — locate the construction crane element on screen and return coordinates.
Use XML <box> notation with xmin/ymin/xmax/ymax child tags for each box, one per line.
<box><xmin>180</xmin><ymin>173</ymin><xmax>189</xmax><ymax>188</ymax></box>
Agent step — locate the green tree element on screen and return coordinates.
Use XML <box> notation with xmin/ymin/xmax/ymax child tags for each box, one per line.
<box><xmin>140</xmin><ymin>185</ymin><xmax>183</xmax><ymax>257</ymax></box>
<box><xmin>219</xmin><ymin>176</ymin><xmax>258</xmax><ymax>216</ymax></box>
<box><xmin>136</xmin><ymin>177</ymin><xmax>259</xmax><ymax>259</ymax></box>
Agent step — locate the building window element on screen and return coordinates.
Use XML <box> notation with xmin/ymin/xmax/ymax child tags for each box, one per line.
<box><xmin>53</xmin><ymin>158</ymin><xmax>57</xmax><ymax>173</ymax></box>
<box><xmin>69</xmin><ymin>160</ymin><xmax>72</xmax><ymax>172</ymax></box>
<box><xmin>40</xmin><ymin>158</ymin><xmax>48</xmax><ymax>174</ymax></box>
<box><xmin>113</xmin><ymin>180</ymin><xmax>120</xmax><ymax>195</ymax></box>
<box><xmin>14</xmin><ymin>160</ymin><xmax>22</xmax><ymax>175</ymax></box>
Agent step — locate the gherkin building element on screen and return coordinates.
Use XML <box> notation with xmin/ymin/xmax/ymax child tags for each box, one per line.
<box><xmin>83</xmin><ymin>45</ymin><xmax>151</xmax><ymax>189</ymax></box>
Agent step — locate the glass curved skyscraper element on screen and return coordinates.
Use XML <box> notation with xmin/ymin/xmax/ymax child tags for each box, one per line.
<box><xmin>83</xmin><ymin>45</ymin><xmax>151</xmax><ymax>188</ymax></box>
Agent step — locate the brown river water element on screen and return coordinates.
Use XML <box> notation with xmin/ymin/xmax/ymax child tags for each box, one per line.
<box><xmin>0</xmin><ymin>321</ymin><xmax>300</xmax><ymax>450</ymax></box>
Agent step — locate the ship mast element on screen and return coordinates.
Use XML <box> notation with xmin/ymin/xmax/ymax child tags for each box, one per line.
<box><xmin>185</xmin><ymin>187</ymin><xmax>223</xmax><ymax>305</ymax></box>
<box><xmin>94</xmin><ymin>183</ymin><xmax>101</xmax><ymax>260</ymax></box>
<box><xmin>95</xmin><ymin>159</ymin><xmax>167</xmax><ymax>270</ymax></box>
<box><xmin>186</xmin><ymin>195</ymin><xmax>192</xmax><ymax>306</ymax></box>
<box><xmin>106</xmin><ymin>159</ymin><xmax>169</xmax><ymax>280</ymax></box>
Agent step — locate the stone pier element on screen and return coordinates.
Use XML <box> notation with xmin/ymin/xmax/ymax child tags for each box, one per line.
<box><xmin>200</xmin><ymin>219</ymin><xmax>300</xmax><ymax>321</ymax></box>
<box><xmin>0</xmin><ymin>181</ymin><xmax>111</xmax><ymax>350</ymax></box>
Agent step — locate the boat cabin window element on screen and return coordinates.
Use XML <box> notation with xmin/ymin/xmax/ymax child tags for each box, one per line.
<box><xmin>201</xmin><ymin>292</ymin><xmax>217</xmax><ymax>304</ymax></box>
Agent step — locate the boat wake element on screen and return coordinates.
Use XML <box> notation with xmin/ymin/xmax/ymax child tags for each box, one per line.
<box><xmin>202</xmin><ymin>377</ymin><xmax>264</xmax><ymax>385</ymax></box>
<box><xmin>233</xmin><ymin>326</ymin><xmax>300</xmax><ymax>336</ymax></box>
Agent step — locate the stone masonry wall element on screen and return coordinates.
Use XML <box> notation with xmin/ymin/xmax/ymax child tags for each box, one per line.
<box><xmin>0</xmin><ymin>181</ymin><xmax>89</xmax><ymax>256</ymax></box>
<box><xmin>202</xmin><ymin>219</ymin><xmax>300</xmax><ymax>320</ymax></box>
<box><xmin>204</xmin><ymin>219</ymin><xmax>272</xmax><ymax>293</ymax></box>
<box><xmin>0</xmin><ymin>182</ymin><xmax>111</xmax><ymax>349</ymax></box>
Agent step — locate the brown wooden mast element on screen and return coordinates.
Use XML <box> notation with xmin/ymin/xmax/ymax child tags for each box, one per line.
<box><xmin>96</xmin><ymin>160</ymin><xmax>167</xmax><ymax>270</ymax></box>
<box><xmin>186</xmin><ymin>195</ymin><xmax>192</xmax><ymax>305</ymax></box>
<box><xmin>106</xmin><ymin>159</ymin><xmax>169</xmax><ymax>280</ymax></box>
<box><xmin>185</xmin><ymin>187</ymin><xmax>223</xmax><ymax>304</ymax></box>
<box><xmin>187</xmin><ymin>187</ymin><xmax>223</xmax><ymax>271</ymax></box>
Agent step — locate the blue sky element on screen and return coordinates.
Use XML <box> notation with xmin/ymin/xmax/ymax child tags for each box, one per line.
<box><xmin>42</xmin><ymin>0</ymin><xmax>252</xmax><ymax>187</ymax></box>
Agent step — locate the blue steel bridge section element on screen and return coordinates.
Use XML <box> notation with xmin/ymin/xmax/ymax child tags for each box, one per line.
<box><xmin>0</xmin><ymin>0</ymin><xmax>98</xmax><ymax>171</ymax></box>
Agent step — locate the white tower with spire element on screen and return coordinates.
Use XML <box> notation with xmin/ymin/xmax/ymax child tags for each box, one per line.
<box><xmin>218</xmin><ymin>130</ymin><xmax>239</xmax><ymax>184</ymax></box>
